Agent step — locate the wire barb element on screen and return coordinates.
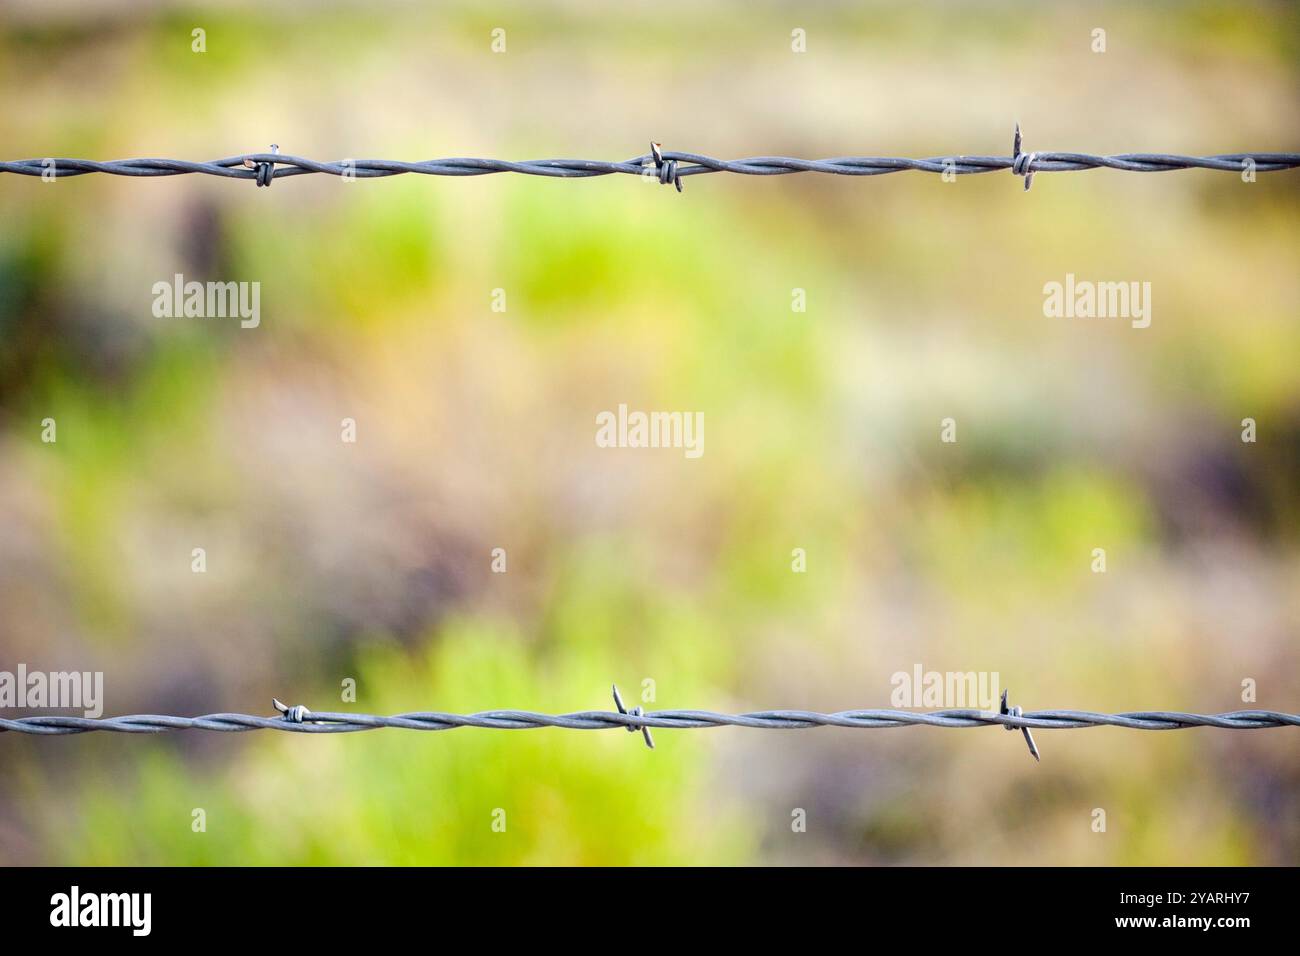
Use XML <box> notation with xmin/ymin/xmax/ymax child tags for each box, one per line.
<box><xmin>272</xmin><ymin>698</ymin><xmax>312</xmax><ymax>723</ymax></box>
<box><xmin>1001</xmin><ymin>689</ymin><xmax>1040</xmax><ymax>761</ymax></box>
<box><xmin>1012</xmin><ymin>123</ymin><xmax>1037</xmax><ymax>191</ymax></box>
<box><xmin>649</xmin><ymin>141</ymin><xmax>682</xmax><ymax>192</ymax></box>
<box><xmin>241</xmin><ymin>143</ymin><xmax>279</xmax><ymax>188</ymax></box>
<box><xmin>611</xmin><ymin>684</ymin><xmax>654</xmax><ymax>749</ymax></box>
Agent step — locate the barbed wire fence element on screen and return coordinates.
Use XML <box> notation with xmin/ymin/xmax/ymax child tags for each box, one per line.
<box><xmin>4</xmin><ymin>124</ymin><xmax>1298</xmax><ymax>763</ymax></box>
<box><xmin>2</xmin><ymin>688</ymin><xmax>1297</xmax><ymax>762</ymax></box>
<box><xmin>3</xmin><ymin>126</ymin><xmax>1298</xmax><ymax>192</ymax></box>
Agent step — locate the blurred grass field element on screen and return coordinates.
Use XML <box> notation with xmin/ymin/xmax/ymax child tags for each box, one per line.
<box><xmin>0</xmin><ymin>0</ymin><xmax>1297</xmax><ymax>865</ymax></box>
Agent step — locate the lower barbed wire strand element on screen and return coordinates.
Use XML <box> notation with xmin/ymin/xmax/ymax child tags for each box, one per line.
<box><xmin>1</xmin><ymin>708</ymin><xmax>1297</xmax><ymax>736</ymax></box>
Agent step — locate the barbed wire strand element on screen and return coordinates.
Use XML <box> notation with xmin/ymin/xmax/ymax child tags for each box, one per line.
<box><xmin>2</xmin><ymin>687</ymin><xmax>1297</xmax><ymax>762</ymax></box>
<box><xmin>3</xmin><ymin>126</ymin><xmax>1297</xmax><ymax>192</ymax></box>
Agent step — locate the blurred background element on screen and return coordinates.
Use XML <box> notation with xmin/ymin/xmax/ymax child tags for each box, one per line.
<box><xmin>0</xmin><ymin>0</ymin><xmax>1297</xmax><ymax>865</ymax></box>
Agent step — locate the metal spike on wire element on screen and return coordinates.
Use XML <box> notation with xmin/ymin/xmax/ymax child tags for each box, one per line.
<box><xmin>3</xmin><ymin>687</ymin><xmax>1298</xmax><ymax>762</ymax></box>
<box><xmin>2</xmin><ymin>125</ymin><xmax>1297</xmax><ymax>191</ymax></box>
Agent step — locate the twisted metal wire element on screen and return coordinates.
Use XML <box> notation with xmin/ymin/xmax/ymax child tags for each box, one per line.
<box><xmin>3</xmin><ymin>132</ymin><xmax>1297</xmax><ymax>190</ymax></box>
<box><xmin>8</xmin><ymin>709</ymin><xmax>1296</xmax><ymax>735</ymax></box>
<box><xmin>4</xmin><ymin>692</ymin><xmax>1296</xmax><ymax>750</ymax></box>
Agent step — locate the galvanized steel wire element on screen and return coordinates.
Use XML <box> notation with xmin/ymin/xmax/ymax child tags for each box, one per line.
<box><xmin>4</xmin><ymin>697</ymin><xmax>1296</xmax><ymax>737</ymax></box>
<box><xmin>5</xmin><ymin>686</ymin><xmax>1296</xmax><ymax>762</ymax></box>
<box><xmin>3</xmin><ymin>129</ymin><xmax>1298</xmax><ymax>191</ymax></box>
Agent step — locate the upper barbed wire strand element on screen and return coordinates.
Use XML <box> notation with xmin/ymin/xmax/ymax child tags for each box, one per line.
<box><xmin>3</xmin><ymin>150</ymin><xmax>1299</xmax><ymax>182</ymax></box>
